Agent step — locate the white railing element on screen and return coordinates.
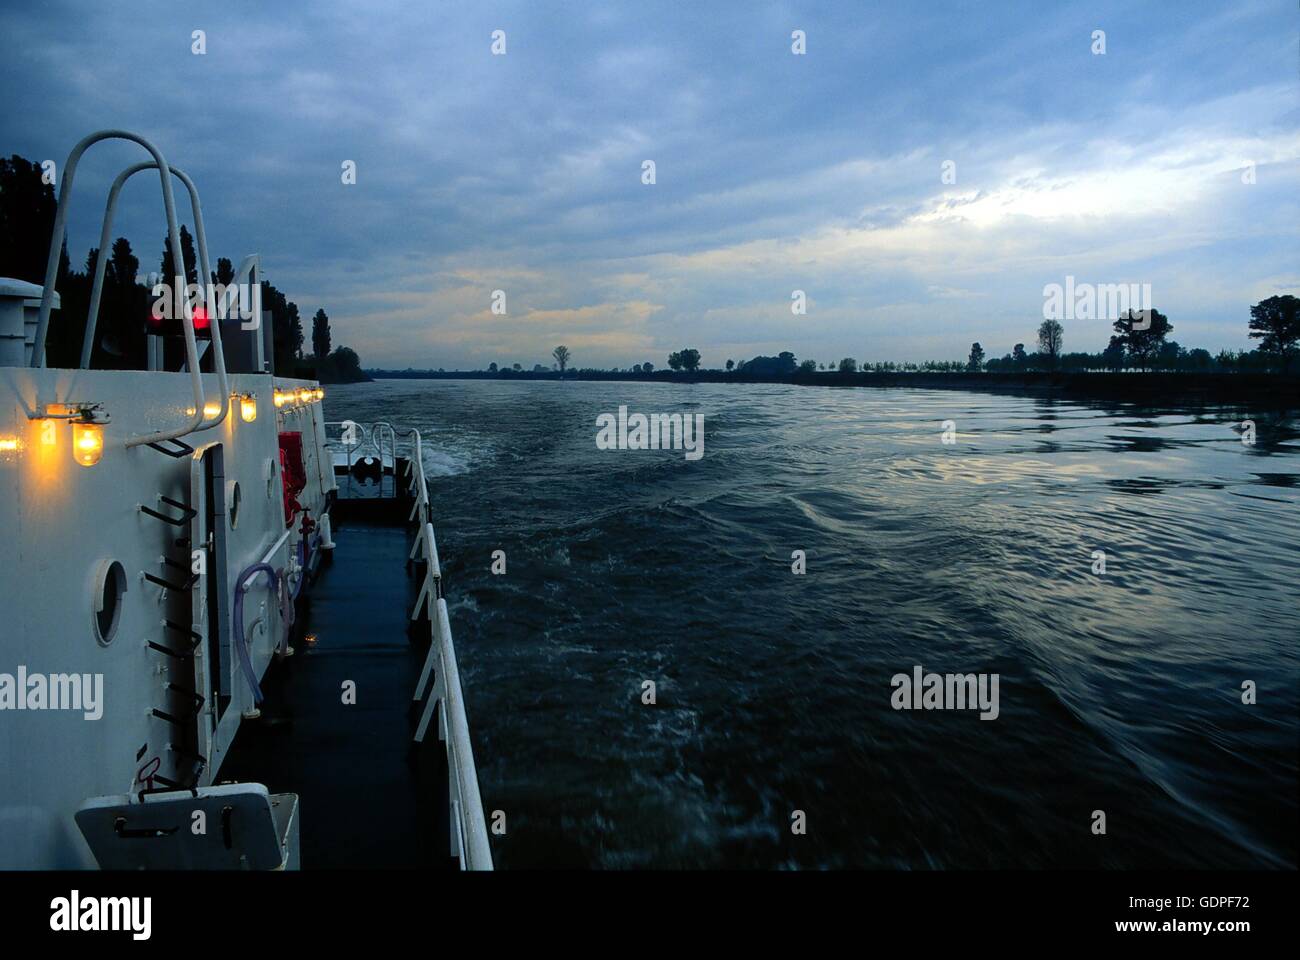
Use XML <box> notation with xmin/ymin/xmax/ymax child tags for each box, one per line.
<box><xmin>325</xmin><ymin>420</ymin><xmax>491</xmax><ymax>870</ymax></box>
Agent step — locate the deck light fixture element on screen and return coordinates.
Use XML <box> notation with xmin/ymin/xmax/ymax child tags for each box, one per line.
<box><xmin>72</xmin><ymin>419</ymin><xmax>105</xmax><ymax>467</ymax></box>
<box><xmin>24</xmin><ymin>403</ymin><xmax>108</xmax><ymax>466</ymax></box>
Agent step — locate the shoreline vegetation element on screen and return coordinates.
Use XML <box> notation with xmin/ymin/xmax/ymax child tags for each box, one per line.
<box><xmin>371</xmin><ymin>304</ymin><xmax>1299</xmax><ymax>406</ymax></box>
<box><xmin>367</xmin><ymin>367</ymin><xmax>1297</xmax><ymax>405</ymax></box>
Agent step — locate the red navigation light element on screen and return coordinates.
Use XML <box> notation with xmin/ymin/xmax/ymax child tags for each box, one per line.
<box><xmin>192</xmin><ymin>306</ymin><xmax>210</xmax><ymax>330</ymax></box>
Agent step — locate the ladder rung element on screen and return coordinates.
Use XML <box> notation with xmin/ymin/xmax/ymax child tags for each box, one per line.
<box><xmin>144</xmin><ymin>571</ymin><xmax>196</xmax><ymax>592</ymax></box>
<box><xmin>146</xmin><ymin>438</ymin><xmax>194</xmax><ymax>459</ymax></box>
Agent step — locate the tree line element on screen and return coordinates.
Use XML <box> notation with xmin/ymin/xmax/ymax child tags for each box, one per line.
<box><xmin>970</xmin><ymin>305</ymin><xmax>1298</xmax><ymax>374</ymax></box>
<box><xmin>443</xmin><ymin>297</ymin><xmax>1292</xmax><ymax>382</ymax></box>
<box><xmin>423</xmin><ymin>299</ymin><xmax>1297</xmax><ymax>382</ymax></box>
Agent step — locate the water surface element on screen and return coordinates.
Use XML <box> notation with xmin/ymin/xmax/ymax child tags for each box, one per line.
<box><xmin>325</xmin><ymin>379</ymin><xmax>1299</xmax><ymax>868</ymax></box>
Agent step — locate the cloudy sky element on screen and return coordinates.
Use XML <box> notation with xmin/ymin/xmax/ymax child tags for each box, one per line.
<box><xmin>1</xmin><ymin>0</ymin><xmax>1296</xmax><ymax>369</ymax></box>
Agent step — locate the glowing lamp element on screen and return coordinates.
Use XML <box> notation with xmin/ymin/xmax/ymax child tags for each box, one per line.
<box><xmin>240</xmin><ymin>394</ymin><xmax>258</xmax><ymax>422</ymax></box>
<box><xmin>72</xmin><ymin>421</ymin><xmax>104</xmax><ymax>467</ymax></box>
<box><xmin>192</xmin><ymin>306</ymin><xmax>210</xmax><ymax>330</ymax></box>
<box><xmin>0</xmin><ymin>436</ymin><xmax>20</xmax><ymax>453</ymax></box>
<box><xmin>274</xmin><ymin>391</ymin><xmax>288</xmax><ymax>408</ymax></box>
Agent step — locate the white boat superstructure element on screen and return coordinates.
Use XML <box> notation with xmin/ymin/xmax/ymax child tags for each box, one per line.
<box><xmin>0</xmin><ymin>131</ymin><xmax>489</xmax><ymax>870</ymax></box>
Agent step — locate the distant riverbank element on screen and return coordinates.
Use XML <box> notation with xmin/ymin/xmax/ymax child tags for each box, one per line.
<box><xmin>369</xmin><ymin>369</ymin><xmax>1298</xmax><ymax>406</ymax></box>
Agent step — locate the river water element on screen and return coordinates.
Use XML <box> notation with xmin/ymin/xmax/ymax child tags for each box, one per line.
<box><xmin>324</xmin><ymin>379</ymin><xmax>1298</xmax><ymax>868</ymax></box>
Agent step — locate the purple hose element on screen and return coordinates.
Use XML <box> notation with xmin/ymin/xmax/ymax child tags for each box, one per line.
<box><xmin>233</xmin><ymin>562</ymin><xmax>279</xmax><ymax>704</ymax></box>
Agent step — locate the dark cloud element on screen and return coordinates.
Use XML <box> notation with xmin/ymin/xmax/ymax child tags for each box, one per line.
<box><xmin>2</xmin><ymin>0</ymin><xmax>1296</xmax><ymax>368</ymax></box>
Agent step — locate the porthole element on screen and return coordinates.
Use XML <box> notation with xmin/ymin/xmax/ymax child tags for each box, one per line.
<box><xmin>91</xmin><ymin>559</ymin><xmax>127</xmax><ymax>646</ymax></box>
<box><xmin>228</xmin><ymin>480</ymin><xmax>242</xmax><ymax>530</ymax></box>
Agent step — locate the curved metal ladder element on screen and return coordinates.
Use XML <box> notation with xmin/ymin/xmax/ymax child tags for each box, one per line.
<box><xmin>80</xmin><ymin>159</ymin><xmax>233</xmax><ymax>432</ymax></box>
<box><xmin>29</xmin><ymin>130</ymin><xmax>228</xmax><ymax>448</ymax></box>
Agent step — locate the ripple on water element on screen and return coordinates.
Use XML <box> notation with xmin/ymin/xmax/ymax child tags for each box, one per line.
<box><xmin>325</xmin><ymin>380</ymin><xmax>1299</xmax><ymax>868</ymax></box>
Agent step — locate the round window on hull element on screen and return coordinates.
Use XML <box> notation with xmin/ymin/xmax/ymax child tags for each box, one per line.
<box><xmin>265</xmin><ymin>458</ymin><xmax>278</xmax><ymax>500</ymax></box>
<box><xmin>227</xmin><ymin>480</ymin><xmax>242</xmax><ymax>529</ymax></box>
<box><xmin>92</xmin><ymin>559</ymin><xmax>127</xmax><ymax>645</ymax></box>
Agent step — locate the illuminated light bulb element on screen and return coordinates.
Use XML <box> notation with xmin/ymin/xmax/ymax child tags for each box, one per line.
<box><xmin>315</xmin><ymin>388</ymin><xmax>325</xmax><ymax>401</ymax></box>
<box><xmin>0</xmin><ymin>436</ymin><xmax>20</xmax><ymax>453</ymax></box>
<box><xmin>72</xmin><ymin>421</ymin><xmax>104</xmax><ymax>467</ymax></box>
<box><xmin>274</xmin><ymin>391</ymin><xmax>288</xmax><ymax>408</ymax></box>
<box><xmin>240</xmin><ymin>395</ymin><xmax>258</xmax><ymax>423</ymax></box>
<box><xmin>297</xmin><ymin>388</ymin><xmax>310</xmax><ymax>404</ymax></box>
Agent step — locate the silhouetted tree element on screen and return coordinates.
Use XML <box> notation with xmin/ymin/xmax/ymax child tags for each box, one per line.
<box><xmin>263</xmin><ymin>280</ymin><xmax>304</xmax><ymax>373</ymax></box>
<box><xmin>678</xmin><ymin>348</ymin><xmax>701</xmax><ymax>371</ymax></box>
<box><xmin>552</xmin><ymin>344</ymin><xmax>570</xmax><ymax>374</ymax></box>
<box><xmin>159</xmin><ymin>224</ymin><xmax>198</xmax><ymax>286</ymax></box>
<box><xmin>0</xmin><ymin>154</ymin><xmax>57</xmax><ymax>284</ymax></box>
<box><xmin>328</xmin><ymin>346</ymin><xmax>362</xmax><ymax>380</ymax></box>
<box><xmin>1111</xmin><ymin>308</ymin><xmax>1171</xmax><ymax>369</ymax></box>
<box><xmin>1037</xmin><ymin>319</ymin><xmax>1063</xmax><ymax>367</ymax></box>
<box><xmin>311</xmin><ymin>308</ymin><xmax>331</xmax><ymax>360</ymax></box>
<box><xmin>967</xmin><ymin>342</ymin><xmax>985</xmax><ymax>371</ymax></box>
<box><xmin>839</xmin><ymin>357</ymin><xmax>857</xmax><ymax>373</ymax></box>
<box><xmin>212</xmin><ymin>256</ymin><xmax>235</xmax><ymax>288</ymax></box>
<box><xmin>1248</xmin><ymin>295</ymin><xmax>1300</xmax><ymax>371</ymax></box>
<box><xmin>725</xmin><ymin>358</ymin><xmax>735</xmax><ymax>372</ymax></box>
<box><xmin>1102</xmin><ymin>337</ymin><xmax>1126</xmax><ymax>371</ymax></box>
<box><xmin>737</xmin><ymin>352</ymin><xmax>797</xmax><ymax>375</ymax></box>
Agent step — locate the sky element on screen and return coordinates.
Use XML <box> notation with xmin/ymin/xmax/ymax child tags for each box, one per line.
<box><xmin>1</xmin><ymin>0</ymin><xmax>1297</xmax><ymax>370</ymax></box>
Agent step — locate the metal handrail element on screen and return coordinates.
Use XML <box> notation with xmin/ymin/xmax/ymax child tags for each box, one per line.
<box><xmin>325</xmin><ymin>420</ymin><xmax>428</xmax><ymax>521</ymax></box>
<box><xmin>325</xmin><ymin>420</ymin><xmax>389</xmax><ymax>469</ymax></box>
<box><xmin>80</xmin><ymin>161</ymin><xmax>231</xmax><ymax>432</ymax></box>
<box><xmin>31</xmin><ymin>130</ymin><xmax>207</xmax><ymax>448</ymax></box>
<box><xmin>434</xmin><ymin>593</ymin><xmax>492</xmax><ymax>869</ymax></box>
<box><xmin>324</xmin><ymin>418</ymin><xmax>491</xmax><ymax>869</ymax></box>
<box><xmin>403</xmin><ymin>439</ymin><xmax>489</xmax><ymax>869</ymax></box>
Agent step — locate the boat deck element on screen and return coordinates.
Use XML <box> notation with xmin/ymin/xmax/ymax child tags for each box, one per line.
<box><xmin>219</xmin><ymin>472</ymin><xmax>455</xmax><ymax>869</ymax></box>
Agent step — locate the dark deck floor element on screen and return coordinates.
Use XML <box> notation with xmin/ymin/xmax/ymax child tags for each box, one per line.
<box><xmin>219</xmin><ymin>508</ymin><xmax>453</xmax><ymax>869</ymax></box>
